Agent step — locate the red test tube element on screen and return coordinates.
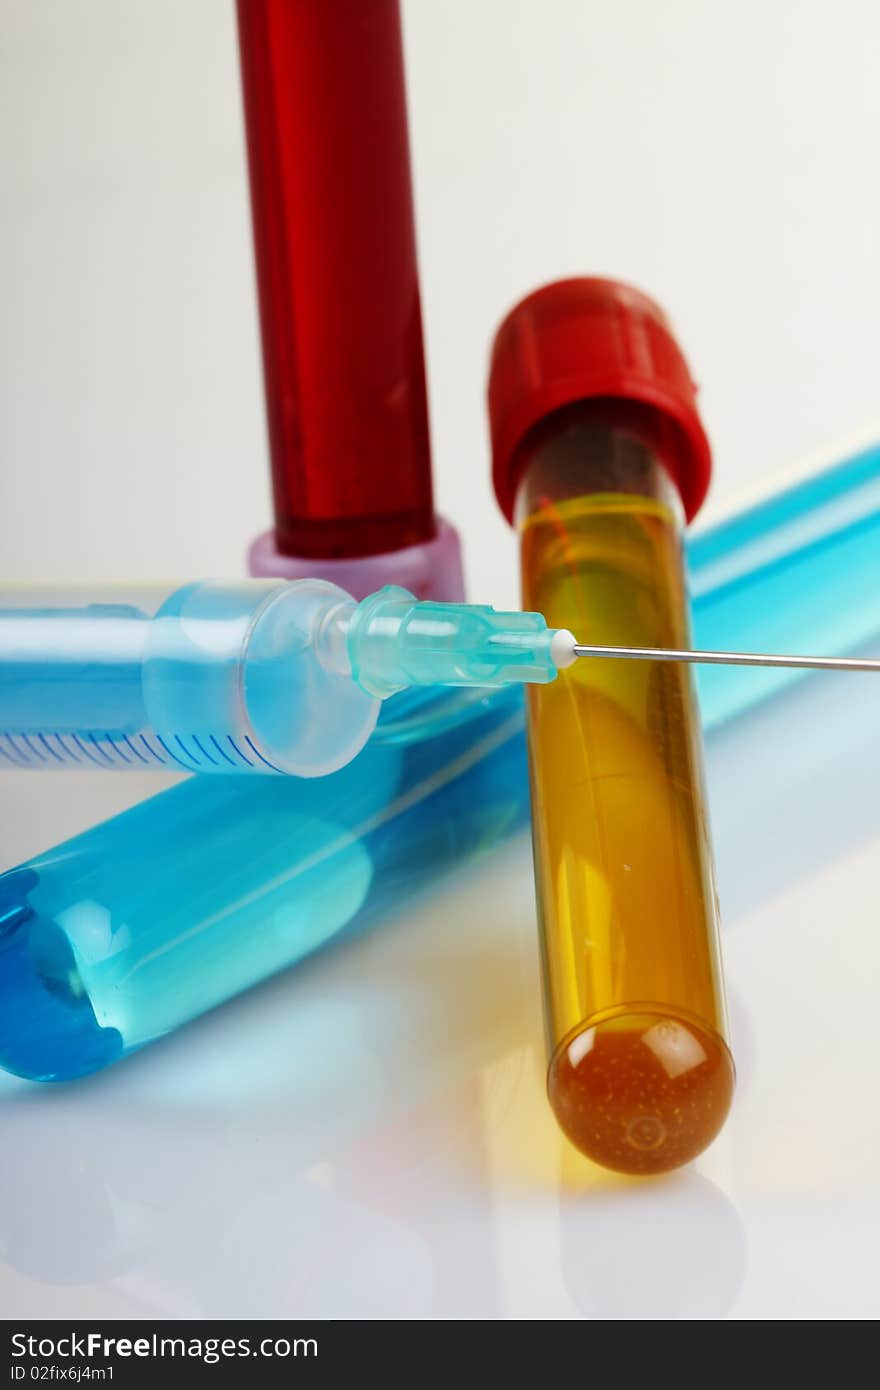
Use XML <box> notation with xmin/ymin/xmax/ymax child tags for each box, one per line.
<box><xmin>237</xmin><ymin>0</ymin><xmax>464</xmax><ymax>600</ymax></box>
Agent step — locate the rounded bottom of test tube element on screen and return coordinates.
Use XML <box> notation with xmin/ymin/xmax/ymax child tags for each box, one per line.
<box><xmin>548</xmin><ymin>1008</ymin><xmax>734</xmax><ymax>1176</ymax></box>
<box><xmin>0</xmin><ymin>871</ymin><xmax>123</xmax><ymax>1082</ymax></box>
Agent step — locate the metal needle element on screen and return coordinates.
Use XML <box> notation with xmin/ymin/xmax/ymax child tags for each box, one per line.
<box><xmin>572</xmin><ymin>644</ymin><xmax>880</xmax><ymax>673</ymax></box>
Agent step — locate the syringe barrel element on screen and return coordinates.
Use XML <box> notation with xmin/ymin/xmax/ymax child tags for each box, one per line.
<box><xmin>492</xmin><ymin>279</ymin><xmax>734</xmax><ymax>1174</ymax></box>
<box><xmin>0</xmin><ymin>581</ymin><xmax>378</xmax><ymax>777</ymax></box>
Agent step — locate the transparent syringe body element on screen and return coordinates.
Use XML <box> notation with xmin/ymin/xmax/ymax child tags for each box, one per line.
<box><xmin>2</xmin><ymin>437</ymin><xmax>880</xmax><ymax>1084</ymax></box>
<box><xmin>0</xmin><ymin>580</ymin><xmax>378</xmax><ymax>777</ymax></box>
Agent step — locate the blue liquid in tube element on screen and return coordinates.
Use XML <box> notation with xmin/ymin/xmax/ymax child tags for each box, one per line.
<box><xmin>0</xmin><ymin>694</ymin><xmax>529</xmax><ymax>1080</ymax></box>
<box><xmin>2</xmin><ymin>440</ymin><xmax>880</xmax><ymax>1082</ymax></box>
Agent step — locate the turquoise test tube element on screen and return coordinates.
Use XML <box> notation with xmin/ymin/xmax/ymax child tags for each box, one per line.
<box><xmin>689</xmin><ymin>441</ymin><xmax>880</xmax><ymax>721</ymax></box>
<box><xmin>1</xmin><ymin>439</ymin><xmax>880</xmax><ymax>1083</ymax></box>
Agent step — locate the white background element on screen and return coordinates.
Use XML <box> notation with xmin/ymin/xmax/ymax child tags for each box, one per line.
<box><xmin>1</xmin><ymin>0</ymin><xmax>879</xmax><ymax>1319</ymax></box>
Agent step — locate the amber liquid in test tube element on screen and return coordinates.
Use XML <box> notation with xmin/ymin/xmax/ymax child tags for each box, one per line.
<box><xmin>515</xmin><ymin>403</ymin><xmax>734</xmax><ymax>1173</ymax></box>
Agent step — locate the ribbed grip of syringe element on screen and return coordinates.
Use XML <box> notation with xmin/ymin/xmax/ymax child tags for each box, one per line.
<box><xmin>344</xmin><ymin>586</ymin><xmax>572</xmax><ymax>698</ymax></box>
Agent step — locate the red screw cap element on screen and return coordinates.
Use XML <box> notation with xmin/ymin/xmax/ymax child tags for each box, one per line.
<box><xmin>487</xmin><ymin>277</ymin><xmax>712</xmax><ymax>524</ymax></box>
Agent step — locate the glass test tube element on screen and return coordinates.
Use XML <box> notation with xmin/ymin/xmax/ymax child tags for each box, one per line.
<box><xmin>487</xmin><ymin>277</ymin><xmax>737</xmax><ymax>1173</ymax></box>
<box><xmin>516</xmin><ymin>403</ymin><xmax>734</xmax><ymax>1173</ymax></box>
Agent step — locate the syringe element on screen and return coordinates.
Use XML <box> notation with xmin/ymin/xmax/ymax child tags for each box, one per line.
<box><xmin>0</xmin><ymin>580</ymin><xmax>571</xmax><ymax>776</ymax></box>
<box><xmin>2</xmin><ymin>579</ymin><xmax>878</xmax><ymax>778</ymax></box>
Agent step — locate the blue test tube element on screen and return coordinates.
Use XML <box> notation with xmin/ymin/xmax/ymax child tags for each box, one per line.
<box><xmin>1</xmin><ymin>439</ymin><xmax>880</xmax><ymax>1082</ymax></box>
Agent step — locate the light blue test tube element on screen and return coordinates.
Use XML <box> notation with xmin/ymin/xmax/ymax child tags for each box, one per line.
<box><xmin>2</xmin><ymin>440</ymin><xmax>880</xmax><ymax>1082</ymax></box>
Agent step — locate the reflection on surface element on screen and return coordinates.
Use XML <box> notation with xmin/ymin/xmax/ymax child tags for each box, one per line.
<box><xmin>559</xmin><ymin>1162</ymin><xmax>746</xmax><ymax>1319</ymax></box>
<box><xmin>2</xmin><ymin>666</ymin><xmax>879</xmax><ymax>1316</ymax></box>
<box><xmin>0</xmin><ymin>836</ymin><xmax>538</xmax><ymax>1316</ymax></box>
<box><xmin>642</xmin><ymin>1020</ymin><xmax>707</xmax><ymax>1078</ymax></box>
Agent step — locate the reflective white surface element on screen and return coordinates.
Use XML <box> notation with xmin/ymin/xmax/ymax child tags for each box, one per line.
<box><xmin>3</xmin><ymin>0</ymin><xmax>880</xmax><ymax>1320</ymax></box>
<box><xmin>1</xmin><ymin>668</ymin><xmax>880</xmax><ymax>1318</ymax></box>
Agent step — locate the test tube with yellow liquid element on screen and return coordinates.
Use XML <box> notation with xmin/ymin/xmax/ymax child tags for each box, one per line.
<box><xmin>489</xmin><ymin>280</ymin><xmax>734</xmax><ymax>1174</ymax></box>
